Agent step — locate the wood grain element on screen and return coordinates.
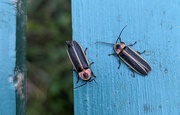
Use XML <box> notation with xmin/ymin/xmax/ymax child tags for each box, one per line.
<box><xmin>72</xmin><ymin>0</ymin><xmax>180</xmax><ymax>115</ymax></box>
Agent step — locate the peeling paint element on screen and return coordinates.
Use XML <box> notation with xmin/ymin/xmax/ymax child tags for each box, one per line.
<box><xmin>14</xmin><ymin>72</ymin><xmax>25</xmax><ymax>99</ymax></box>
<box><xmin>10</xmin><ymin>0</ymin><xmax>18</xmax><ymax>8</ymax></box>
<box><xmin>8</xmin><ymin>76</ymin><xmax>14</xmax><ymax>83</ymax></box>
<box><xmin>0</xmin><ymin>0</ymin><xmax>18</xmax><ymax>9</ymax></box>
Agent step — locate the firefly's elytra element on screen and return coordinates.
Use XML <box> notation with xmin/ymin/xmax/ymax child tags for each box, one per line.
<box><xmin>66</xmin><ymin>41</ymin><xmax>96</xmax><ymax>88</ymax></box>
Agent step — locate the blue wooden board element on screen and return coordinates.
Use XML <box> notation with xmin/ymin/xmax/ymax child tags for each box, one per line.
<box><xmin>72</xmin><ymin>0</ymin><xmax>180</xmax><ymax>115</ymax></box>
<box><xmin>0</xmin><ymin>0</ymin><xmax>26</xmax><ymax>115</ymax></box>
<box><xmin>0</xmin><ymin>0</ymin><xmax>16</xmax><ymax>115</ymax></box>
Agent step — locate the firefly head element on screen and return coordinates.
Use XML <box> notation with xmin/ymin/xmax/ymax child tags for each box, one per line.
<box><xmin>78</xmin><ymin>69</ymin><xmax>91</xmax><ymax>81</ymax></box>
<box><xmin>114</xmin><ymin>43</ymin><xmax>126</xmax><ymax>54</ymax></box>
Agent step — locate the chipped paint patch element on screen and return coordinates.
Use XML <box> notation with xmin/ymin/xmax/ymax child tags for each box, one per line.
<box><xmin>10</xmin><ymin>0</ymin><xmax>18</xmax><ymax>8</ymax></box>
<box><xmin>9</xmin><ymin>76</ymin><xmax>14</xmax><ymax>83</ymax></box>
<box><xmin>0</xmin><ymin>0</ymin><xmax>18</xmax><ymax>9</ymax></box>
<box><xmin>8</xmin><ymin>72</ymin><xmax>25</xmax><ymax>98</ymax></box>
<box><xmin>11</xmin><ymin>0</ymin><xmax>18</xmax><ymax>2</ymax></box>
<box><xmin>14</xmin><ymin>72</ymin><xmax>25</xmax><ymax>99</ymax></box>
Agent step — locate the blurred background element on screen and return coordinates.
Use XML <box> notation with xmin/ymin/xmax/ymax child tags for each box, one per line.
<box><xmin>27</xmin><ymin>0</ymin><xmax>73</xmax><ymax>115</ymax></box>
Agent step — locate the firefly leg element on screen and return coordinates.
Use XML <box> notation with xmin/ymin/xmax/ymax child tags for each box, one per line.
<box><xmin>129</xmin><ymin>68</ymin><xmax>135</xmax><ymax>77</ymax></box>
<box><xmin>108</xmin><ymin>53</ymin><xmax>116</xmax><ymax>56</ymax></box>
<box><xmin>118</xmin><ymin>59</ymin><xmax>121</xmax><ymax>69</ymax></box>
<box><xmin>131</xmin><ymin>71</ymin><xmax>135</xmax><ymax>77</ymax></box>
<box><xmin>84</xmin><ymin>48</ymin><xmax>88</xmax><ymax>55</ymax></box>
<box><xmin>71</xmin><ymin>69</ymin><xmax>79</xmax><ymax>83</ymax></box>
<box><xmin>92</xmin><ymin>71</ymin><xmax>96</xmax><ymax>78</ymax></box>
<box><xmin>76</xmin><ymin>76</ymin><xmax>80</xmax><ymax>83</ymax></box>
<box><xmin>72</xmin><ymin>69</ymin><xmax>76</xmax><ymax>72</ymax></box>
<box><xmin>137</xmin><ymin>50</ymin><xmax>146</xmax><ymax>55</ymax></box>
<box><xmin>89</xmin><ymin>78</ymin><xmax>98</xmax><ymax>85</ymax></box>
<box><xmin>74</xmin><ymin>82</ymin><xmax>87</xmax><ymax>89</ymax></box>
<box><xmin>127</xmin><ymin>41</ymin><xmax>137</xmax><ymax>47</ymax></box>
<box><xmin>89</xmin><ymin>62</ymin><xmax>94</xmax><ymax>67</ymax></box>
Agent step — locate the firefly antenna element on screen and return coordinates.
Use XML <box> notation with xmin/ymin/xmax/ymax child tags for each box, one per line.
<box><xmin>92</xmin><ymin>79</ymin><xmax>98</xmax><ymax>85</ymax></box>
<box><xmin>74</xmin><ymin>78</ymin><xmax>97</xmax><ymax>89</ymax></box>
<box><xmin>116</xmin><ymin>25</ymin><xmax>127</xmax><ymax>43</ymax></box>
<box><xmin>95</xmin><ymin>41</ymin><xmax>114</xmax><ymax>46</ymax></box>
<box><xmin>74</xmin><ymin>82</ymin><xmax>88</xmax><ymax>89</ymax></box>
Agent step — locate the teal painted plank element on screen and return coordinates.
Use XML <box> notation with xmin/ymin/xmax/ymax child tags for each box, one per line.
<box><xmin>0</xmin><ymin>1</ymin><xmax>16</xmax><ymax>114</ymax></box>
<box><xmin>0</xmin><ymin>0</ymin><xmax>26</xmax><ymax>115</ymax></box>
<box><xmin>72</xmin><ymin>0</ymin><xmax>180</xmax><ymax>115</ymax></box>
<box><xmin>15</xmin><ymin>0</ymin><xmax>26</xmax><ymax>114</ymax></box>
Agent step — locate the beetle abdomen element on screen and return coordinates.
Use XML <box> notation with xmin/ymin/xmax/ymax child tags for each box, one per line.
<box><xmin>66</xmin><ymin>41</ymin><xmax>89</xmax><ymax>72</ymax></box>
<box><xmin>119</xmin><ymin>46</ymin><xmax>151</xmax><ymax>75</ymax></box>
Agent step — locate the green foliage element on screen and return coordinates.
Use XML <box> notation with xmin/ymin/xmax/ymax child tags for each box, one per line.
<box><xmin>27</xmin><ymin>0</ymin><xmax>73</xmax><ymax>115</ymax></box>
